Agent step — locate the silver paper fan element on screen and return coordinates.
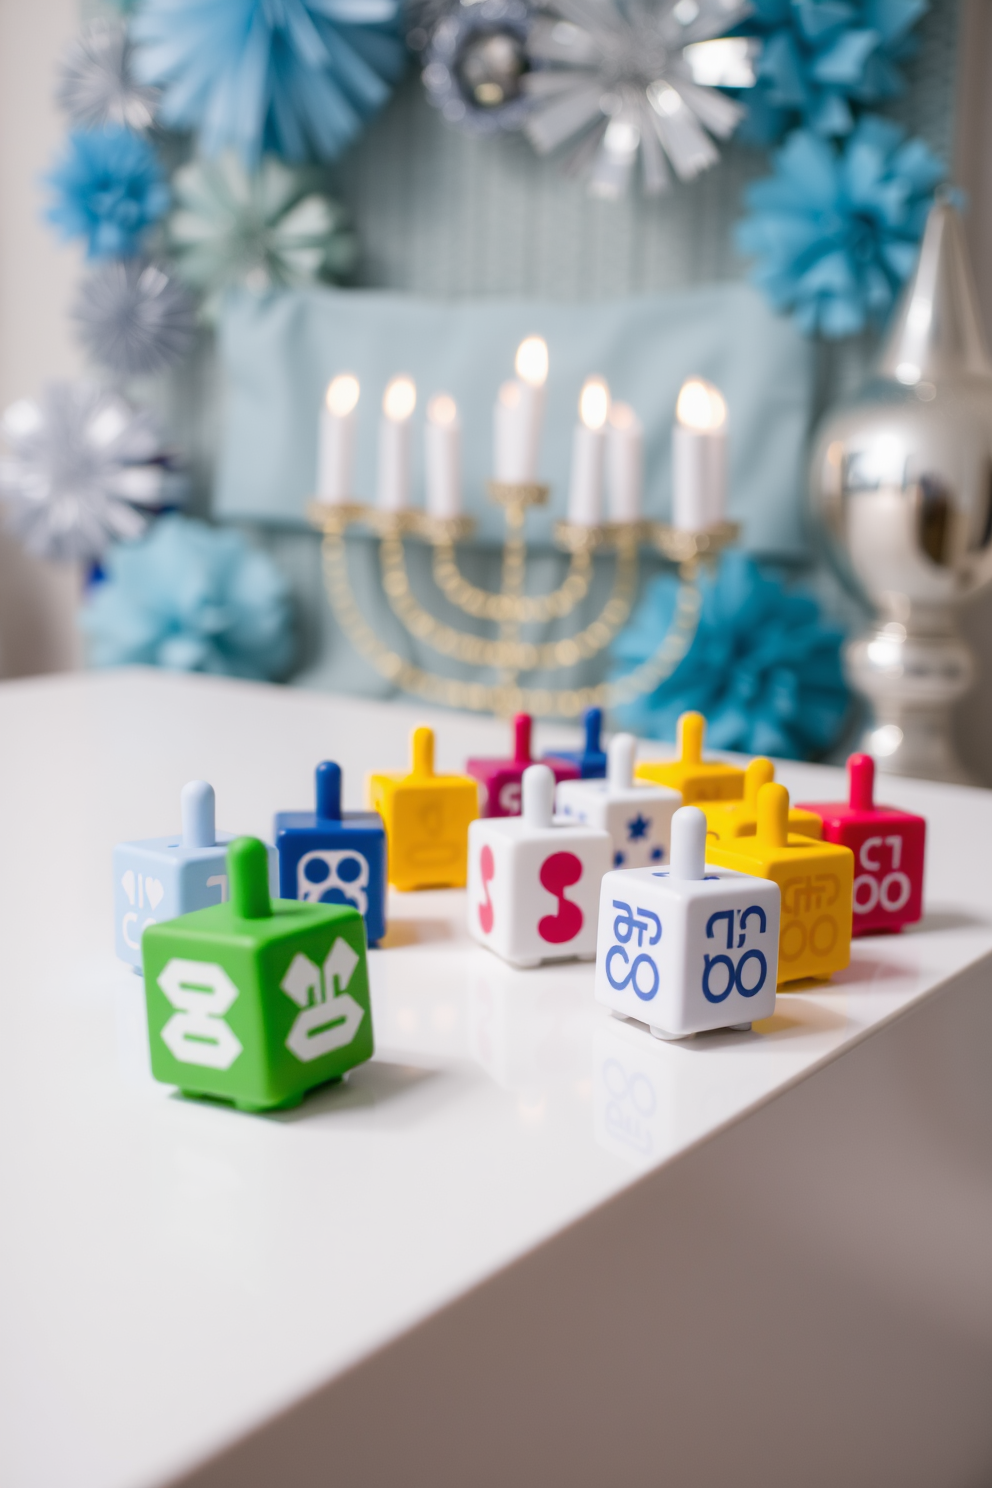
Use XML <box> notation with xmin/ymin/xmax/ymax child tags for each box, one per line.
<box><xmin>0</xmin><ymin>384</ymin><xmax>166</xmax><ymax>564</ymax></box>
<box><xmin>56</xmin><ymin>17</ymin><xmax>159</xmax><ymax>132</ymax></box>
<box><xmin>523</xmin><ymin>0</ymin><xmax>758</xmax><ymax>197</ymax></box>
<box><xmin>73</xmin><ymin>259</ymin><xmax>197</xmax><ymax>379</ymax></box>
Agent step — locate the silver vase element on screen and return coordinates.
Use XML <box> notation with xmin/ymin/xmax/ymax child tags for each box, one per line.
<box><xmin>810</xmin><ymin>200</ymin><xmax>992</xmax><ymax>783</ymax></box>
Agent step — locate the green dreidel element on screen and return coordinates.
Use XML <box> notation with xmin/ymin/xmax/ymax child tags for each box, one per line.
<box><xmin>141</xmin><ymin>836</ymin><xmax>374</xmax><ymax>1112</ymax></box>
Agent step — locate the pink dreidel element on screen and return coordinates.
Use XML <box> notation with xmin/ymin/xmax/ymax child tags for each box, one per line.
<box><xmin>797</xmin><ymin>753</ymin><xmax>925</xmax><ymax>936</ymax></box>
<box><xmin>466</xmin><ymin>713</ymin><xmax>579</xmax><ymax>818</ymax></box>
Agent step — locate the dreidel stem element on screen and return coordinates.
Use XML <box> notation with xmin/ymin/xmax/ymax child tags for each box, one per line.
<box><xmin>848</xmin><ymin>753</ymin><xmax>875</xmax><ymax>812</ymax></box>
<box><xmin>608</xmin><ymin>733</ymin><xmax>636</xmax><ymax>791</ymax></box>
<box><xmin>584</xmin><ymin>707</ymin><xmax>602</xmax><ymax>755</ymax></box>
<box><xmin>315</xmin><ymin>761</ymin><xmax>342</xmax><ymax>821</ymax></box>
<box><xmin>181</xmin><ymin>781</ymin><xmax>216</xmax><ymax>848</ymax></box>
<box><xmin>411</xmin><ymin>726</ymin><xmax>434</xmax><ymax>779</ymax></box>
<box><xmin>512</xmin><ymin>712</ymin><xmax>532</xmax><ymax>765</ymax></box>
<box><xmin>678</xmin><ymin>711</ymin><xmax>704</xmax><ymax>764</ymax></box>
<box><xmin>744</xmin><ymin>757</ymin><xmax>774</xmax><ymax>807</ymax></box>
<box><xmin>669</xmin><ymin>806</ymin><xmax>707</xmax><ymax>880</ymax></box>
<box><xmin>229</xmin><ymin>837</ymin><xmax>272</xmax><ymax>919</ymax></box>
<box><xmin>522</xmin><ymin>763</ymin><xmax>554</xmax><ymax>828</ymax></box>
<box><xmin>756</xmin><ymin>782</ymin><xmax>790</xmax><ymax>847</ymax></box>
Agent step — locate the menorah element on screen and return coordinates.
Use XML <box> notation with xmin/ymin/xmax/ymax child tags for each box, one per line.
<box><xmin>308</xmin><ymin>483</ymin><xmax>738</xmax><ymax>719</ymax></box>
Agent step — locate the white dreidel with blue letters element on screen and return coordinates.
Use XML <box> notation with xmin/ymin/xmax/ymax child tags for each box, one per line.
<box><xmin>113</xmin><ymin>780</ymin><xmax>277</xmax><ymax>972</ymax></box>
<box><xmin>556</xmin><ymin>732</ymin><xmax>680</xmax><ymax>869</ymax></box>
<box><xmin>594</xmin><ymin>805</ymin><xmax>779</xmax><ymax>1039</ymax></box>
<box><xmin>467</xmin><ymin>762</ymin><xmax>612</xmax><ymax>968</ymax></box>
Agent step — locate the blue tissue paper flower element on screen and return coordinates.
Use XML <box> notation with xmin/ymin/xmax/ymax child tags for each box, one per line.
<box><xmin>81</xmin><ymin>515</ymin><xmax>295</xmax><ymax>679</ymax></box>
<box><xmin>131</xmin><ymin>0</ymin><xmax>406</xmax><ymax>166</ymax></box>
<box><xmin>610</xmin><ymin>552</ymin><xmax>849</xmax><ymax>761</ymax></box>
<box><xmin>737</xmin><ymin>0</ymin><xmax>928</xmax><ymax>141</ymax></box>
<box><xmin>46</xmin><ymin>127</ymin><xmax>169</xmax><ymax>259</ymax></box>
<box><xmin>735</xmin><ymin>116</ymin><xmax>945</xmax><ymax>338</ymax></box>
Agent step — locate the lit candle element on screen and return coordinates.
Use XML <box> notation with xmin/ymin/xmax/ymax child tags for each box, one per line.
<box><xmin>317</xmin><ymin>374</ymin><xmax>359</xmax><ymax>502</ymax></box>
<box><xmin>377</xmin><ymin>375</ymin><xmax>416</xmax><ymax>510</ymax></box>
<box><xmin>672</xmin><ymin>377</ymin><xmax>727</xmax><ymax>531</ymax></box>
<box><xmin>425</xmin><ymin>393</ymin><xmax>461</xmax><ymax>518</ymax></box>
<box><xmin>568</xmin><ymin>376</ymin><xmax>610</xmax><ymax>526</ymax></box>
<box><xmin>607</xmin><ymin>401</ymin><xmax>643</xmax><ymax>522</ymax></box>
<box><xmin>493</xmin><ymin>335</ymin><xmax>548</xmax><ymax>482</ymax></box>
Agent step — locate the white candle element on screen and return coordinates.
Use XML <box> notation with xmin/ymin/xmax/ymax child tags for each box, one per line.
<box><xmin>493</xmin><ymin>335</ymin><xmax>548</xmax><ymax>482</ymax></box>
<box><xmin>672</xmin><ymin>377</ymin><xmax>727</xmax><ymax>531</ymax></box>
<box><xmin>377</xmin><ymin>375</ymin><xmax>416</xmax><ymax>510</ymax></box>
<box><xmin>568</xmin><ymin>376</ymin><xmax>609</xmax><ymax>525</ymax></box>
<box><xmin>607</xmin><ymin>401</ymin><xmax>643</xmax><ymax>522</ymax></box>
<box><xmin>317</xmin><ymin>374</ymin><xmax>359</xmax><ymax>502</ymax></box>
<box><xmin>425</xmin><ymin>393</ymin><xmax>461</xmax><ymax>518</ymax></box>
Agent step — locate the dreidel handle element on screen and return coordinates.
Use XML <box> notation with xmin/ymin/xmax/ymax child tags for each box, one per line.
<box><xmin>744</xmin><ymin>757</ymin><xmax>774</xmax><ymax>807</ymax></box>
<box><xmin>678</xmin><ymin>711</ymin><xmax>705</xmax><ymax>765</ymax></box>
<box><xmin>848</xmin><ymin>752</ymin><xmax>875</xmax><ymax>812</ymax></box>
<box><xmin>522</xmin><ymin>763</ymin><xmax>554</xmax><ymax>828</ymax></box>
<box><xmin>756</xmin><ymin>782</ymin><xmax>790</xmax><ymax>847</ymax></box>
<box><xmin>181</xmin><ymin>780</ymin><xmax>216</xmax><ymax>849</ymax></box>
<box><xmin>584</xmin><ymin>707</ymin><xmax>602</xmax><ymax>754</ymax></box>
<box><xmin>669</xmin><ymin>806</ymin><xmax>707</xmax><ymax>880</ymax></box>
<box><xmin>229</xmin><ymin>837</ymin><xmax>272</xmax><ymax>919</ymax></box>
<box><xmin>411</xmin><ymin>726</ymin><xmax>435</xmax><ymax>779</ymax></box>
<box><xmin>512</xmin><ymin>712</ymin><xmax>532</xmax><ymax>765</ymax></box>
<box><xmin>315</xmin><ymin>761</ymin><xmax>342</xmax><ymax>821</ymax></box>
<box><xmin>608</xmin><ymin>733</ymin><xmax>636</xmax><ymax>791</ymax></box>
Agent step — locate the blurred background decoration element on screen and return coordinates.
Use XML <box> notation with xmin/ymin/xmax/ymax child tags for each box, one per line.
<box><xmin>0</xmin><ymin>0</ymin><xmax>985</xmax><ymax>777</ymax></box>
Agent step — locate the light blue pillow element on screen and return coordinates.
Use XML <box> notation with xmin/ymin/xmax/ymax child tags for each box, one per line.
<box><xmin>215</xmin><ymin>283</ymin><xmax>814</xmax><ymax>555</ymax></box>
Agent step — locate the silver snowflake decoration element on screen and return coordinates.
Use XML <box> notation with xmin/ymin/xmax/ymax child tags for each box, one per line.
<box><xmin>56</xmin><ymin>17</ymin><xmax>159</xmax><ymax>132</ymax></box>
<box><xmin>523</xmin><ymin>0</ymin><xmax>758</xmax><ymax>198</ymax></box>
<box><xmin>0</xmin><ymin>384</ymin><xmax>166</xmax><ymax>564</ymax></box>
<box><xmin>73</xmin><ymin>259</ymin><xmax>197</xmax><ymax>379</ymax></box>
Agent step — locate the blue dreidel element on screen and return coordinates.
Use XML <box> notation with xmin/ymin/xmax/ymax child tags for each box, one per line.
<box><xmin>113</xmin><ymin>781</ymin><xmax>277</xmax><ymax>972</ymax></box>
<box><xmin>274</xmin><ymin>760</ymin><xmax>387</xmax><ymax>947</ymax></box>
<box><xmin>544</xmin><ymin>707</ymin><xmax>607</xmax><ymax>780</ymax></box>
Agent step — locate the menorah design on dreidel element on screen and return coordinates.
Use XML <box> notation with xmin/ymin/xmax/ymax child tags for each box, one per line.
<box><xmin>308</xmin><ymin>343</ymin><xmax>739</xmax><ymax>719</ymax></box>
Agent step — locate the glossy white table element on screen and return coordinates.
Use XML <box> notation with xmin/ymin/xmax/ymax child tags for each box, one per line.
<box><xmin>1</xmin><ymin>671</ymin><xmax>990</xmax><ymax>1488</ymax></box>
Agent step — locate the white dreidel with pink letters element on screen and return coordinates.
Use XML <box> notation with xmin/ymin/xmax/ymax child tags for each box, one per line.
<box><xmin>467</xmin><ymin>763</ymin><xmax>612</xmax><ymax>968</ymax></box>
<box><xmin>594</xmin><ymin>805</ymin><xmax>780</xmax><ymax>1039</ymax></box>
<box><xmin>556</xmin><ymin>732</ymin><xmax>680</xmax><ymax>870</ymax></box>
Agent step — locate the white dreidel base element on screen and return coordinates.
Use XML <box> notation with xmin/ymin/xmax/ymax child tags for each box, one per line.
<box><xmin>556</xmin><ymin>733</ymin><xmax>680</xmax><ymax>871</ymax></box>
<box><xmin>467</xmin><ymin>763</ymin><xmax>612</xmax><ymax>968</ymax></box>
<box><xmin>594</xmin><ymin>805</ymin><xmax>780</xmax><ymax>1040</ymax></box>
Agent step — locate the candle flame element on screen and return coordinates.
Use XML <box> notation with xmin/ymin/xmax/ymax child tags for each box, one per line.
<box><xmin>498</xmin><ymin>380</ymin><xmax>522</xmax><ymax>409</ymax></box>
<box><xmin>609</xmin><ymin>401</ymin><xmax>639</xmax><ymax>431</ymax></box>
<box><xmin>427</xmin><ymin>393</ymin><xmax>458</xmax><ymax>427</ymax></box>
<box><xmin>515</xmin><ymin>336</ymin><xmax>549</xmax><ymax>388</ymax></box>
<box><xmin>326</xmin><ymin>374</ymin><xmax>359</xmax><ymax>417</ymax></box>
<box><xmin>579</xmin><ymin>376</ymin><xmax>610</xmax><ymax>431</ymax></box>
<box><xmin>383</xmin><ymin>375</ymin><xmax>417</xmax><ymax>422</ymax></box>
<box><xmin>676</xmin><ymin>378</ymin><xmax>726</xmax><ymax>432</ymax></box>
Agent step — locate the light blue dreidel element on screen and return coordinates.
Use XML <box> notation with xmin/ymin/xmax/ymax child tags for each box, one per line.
<box><xmin>544</xmin><ymin>707</ymin><xmax>607</xmax><ymax>780</ymax></box>
<box><xmin>594</xmin><ymin>805</ymin><xmax>780</xmax><ymax>1041</ymax></box>
<box><xmin>274</xmin><ymin>761</ymin><xmax>387</xmax><ymax>947</ymax></box>
<box><xmin>113</xmin><ymin>781</ymin><xmax>277</xmax><ymax>972</ymax></box>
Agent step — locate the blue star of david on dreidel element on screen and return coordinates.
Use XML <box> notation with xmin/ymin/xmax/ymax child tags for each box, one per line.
<box><xmin>627</xmin><ymin>813</ymin><xmax>650</xmax><ymax>842</ymax></box>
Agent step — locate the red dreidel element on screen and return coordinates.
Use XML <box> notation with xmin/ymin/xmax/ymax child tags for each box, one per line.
<box><xmin>466</xmin><ymin>712</ymin><xmax>579</xmax><ymax>818</ymax></box>
<box><xmin>796</xmin><ymin>753</ymin><xmax>925</xmax><ymax>936</ymax></box>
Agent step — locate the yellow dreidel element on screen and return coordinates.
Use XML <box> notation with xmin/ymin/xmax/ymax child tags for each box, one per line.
<box><xmin>368</xmin><ymin>725</ymin><xmax>478</xmax><ymax>892</ymax></box>
<box><xmin>703</xmin><ymin>757</ymin><xmax>823</xmax><ymax>844</ymax></box>
<box><xmin>707</xmin><ymin>782</ymin><xmax>853</xmax><ymax>985</ymax></box>
<box><xmin>634</xmin><ymin>710</ymin><xmax>745</xmax><ymax>804</ymax></box>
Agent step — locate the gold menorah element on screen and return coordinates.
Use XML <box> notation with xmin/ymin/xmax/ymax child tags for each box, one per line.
<box><xmin>308</xmin><ymin>482</ymin><xmax>738</xmax><ymax>718</ymax></box>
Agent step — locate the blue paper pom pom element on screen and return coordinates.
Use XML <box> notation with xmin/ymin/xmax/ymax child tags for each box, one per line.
<box><xmin>736</xmin><ymin>0</ymin><xmax>928</xmax><ymax>141</ymax></box>
<box><xmin>45</xmin><ymin>126</ymin><xmax>169</xmax><ymax>260</ymax></box>
<box><xmin>735</xmin><ymin>116</ymin><xmax>945</xmax><ymax>338</ymax></box>
<box><xmin>610</xmin><ymin>552</ymin><xmax>850</xmax><ymax>761</ymax></box>
<box><xmin>80</xmin><ymin>515</ymin><xmax>295</xmax><ymax>680</ymax></box>
<box><xmin>131</xmin><ymin>0</ymin><xmax>407</xmax><ymax>166</ymax></box>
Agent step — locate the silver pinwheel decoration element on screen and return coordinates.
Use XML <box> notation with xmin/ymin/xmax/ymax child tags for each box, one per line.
<box><xmin>523</xmin><ymin>0</ymin><xmax>758</xmax><ymax>198</ymax></box>
<box><xmin>0</xmin><ymin>384</ymin><xmax>169</xmax><ymax>564</ymax></box>
<box><xmin>56</xmin><ymin>17</ymin><xmax>159</xmax><ymax>132</ymax></box>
